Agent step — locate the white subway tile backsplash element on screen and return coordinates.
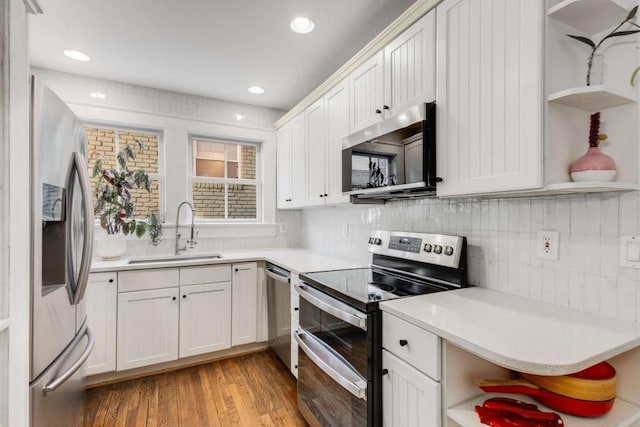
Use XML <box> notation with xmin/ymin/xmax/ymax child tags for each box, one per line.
<box><xmin>601</xmin><ymin>194</ymin><xmax>619</xmax><ymax>237</ymax></box>
<box><xmin>298</xmin><ymin>192</ymin><xmax>640</xmax><ymax>323</ymax></box>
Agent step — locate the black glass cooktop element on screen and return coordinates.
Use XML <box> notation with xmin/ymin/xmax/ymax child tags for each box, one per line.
<box><xmin>300</xmin><ymin>267</ymin><xmax>450</xmax><ymax>312</ymax></box>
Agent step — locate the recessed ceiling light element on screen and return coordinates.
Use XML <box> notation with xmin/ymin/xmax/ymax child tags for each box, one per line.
<box><xmin>248</xmin><ymin>86</ymin><xmax>264</xmax><ymax>95</ymax></box>
<box><xmin>89</xmin><ymin>92</ymin><xmax>106</xmax><ymax>100</ymax></box>
<box><xmin>63</xmin><ymin>49</ymin><xmax>90</xmax><ymax>62</ymax></box>
<box><xmin>291</xmin><ymin>17</ymin><xmax>315</xmax><ymax>34</ymax></box>
<box><xmin>290</xmin><ymin>17</ymin><xmax>315</xmax><ymax>34</ymax></box>
<box><xmin>234</xmin><ymin>113</ymin><xmax>246</xmax><ymax>121</ymax></box>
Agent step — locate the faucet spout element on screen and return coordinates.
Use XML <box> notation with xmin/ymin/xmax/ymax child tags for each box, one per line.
<box><xmin>175</xmin><ymin>201</ymin><xmax>197</xmax><ymax>255</ymax></box>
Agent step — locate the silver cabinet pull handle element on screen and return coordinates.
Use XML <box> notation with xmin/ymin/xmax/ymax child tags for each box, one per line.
<box><xmin>43</xmin><ymin>325</ymin><xmax>94</xmax><ymax>395</ymax></box>
<box><xmin>294</xmin><ymin>283</ymin><xmax>367</xmax><ymax>331</ymax></box>
<box><xmin>295</xmin><ymin>329</ymin><xmax>367</xmax><ymax>401</ymax></box>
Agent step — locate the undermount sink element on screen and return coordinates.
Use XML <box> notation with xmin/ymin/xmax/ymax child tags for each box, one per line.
<box><xmin>128</xmin><ymin>253</ymin><xmax>223</xmax><ymax>264</ymax></box>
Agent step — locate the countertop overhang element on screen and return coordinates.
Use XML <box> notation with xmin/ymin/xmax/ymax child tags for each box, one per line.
<box><xmin>380</xmin><ymin>287</ymin><xmax>640</xmax><ymax>376</ymax></box>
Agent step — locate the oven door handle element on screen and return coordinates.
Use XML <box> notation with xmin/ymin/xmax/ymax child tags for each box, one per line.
<box><xmin>295</xmin><ymin>329</ymin><xmax>368</xmax><ymax>401</ymax></box>
<box><xmin>294</xmin><ymin>283</ymin><xmax>367</xmax><ymax>331</ymax></box>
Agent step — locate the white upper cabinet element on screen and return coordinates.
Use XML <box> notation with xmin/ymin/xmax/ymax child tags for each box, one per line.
<box><xmin>305</xmin><ymin>98</ymin><xmax>327</xmax><ymax>206</ymax></box>
<box><xmin>276</xmin><ymin>125</ymin><xmax>292</xmax><ymax>209</ymax></box>
<box><xmin>276</xmin><ymin>113</ymin><xmax>307</xmax><ymax>209</ymax></box>
<box><xmin>324</xmin><ymin>79</ymin><xmax>351</xmax><ymax>205</ymax></box>
<box><xmin>436</xmin><ymin>0</ymin><xmax>544</xmax><ymax>196</ymax></box>
<box><xmin>305</xmin><ymin>79</ymin><xmax>351</xmax><ymax>207</ymax></box>
<box><xmin>384</xmin><ymin>11</ymin><xmax>436</xmax><ymax>117</ymax></box>
<box><xmin>350</xmin><ymin>51</ymin><xmax>385</xmax><ymax>133</ymax></box>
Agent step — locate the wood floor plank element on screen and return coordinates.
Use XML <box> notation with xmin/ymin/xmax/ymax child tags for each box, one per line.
<box><xmin>84</xmin><ymin>350</ymin><xmax>306</xmax><ymax>427</ymax></box>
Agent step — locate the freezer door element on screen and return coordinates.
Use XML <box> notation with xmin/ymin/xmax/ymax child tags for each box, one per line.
<box><xmin>30</xmin><ymin>323</ymin><xmax>94</xmax><ymax>427</ymax></box>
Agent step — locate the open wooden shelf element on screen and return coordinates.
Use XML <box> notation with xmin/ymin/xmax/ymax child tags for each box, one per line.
<box><xmin>548</xmin><ymin>85</ymin><xmax>636</xmax><ymax>111</ymax></box>
<box><xmin>448</xmin><ymin>393</ymin><xmax>640</xmax><ymax>427</ymax></box>
<box><xmin>548</xmin><ymin>0</ymin><xmax>628</xmax><ymax>35</ymax></box>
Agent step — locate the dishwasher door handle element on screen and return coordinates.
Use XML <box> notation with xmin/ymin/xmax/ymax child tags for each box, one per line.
<box><xmin>266</xmin><ymin>267</ymin><xmax>290</xmax><ymax>283</ymax></box>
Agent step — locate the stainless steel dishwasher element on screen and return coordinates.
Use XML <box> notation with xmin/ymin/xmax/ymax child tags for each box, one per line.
<box><xmin>266</xmin><ymin>263</ymin><xmax>291</xmax><ymax>370</ymax></box>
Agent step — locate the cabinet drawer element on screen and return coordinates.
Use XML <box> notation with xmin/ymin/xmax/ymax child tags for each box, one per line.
<box><xmin>118</xmin><ymin>268</ymin><xmax>179</xmax><ymax>293</ymax></box>
<box><xmin>383</xmin><ymin>313</ymin><xmax>440</xmax><ymax>380</ymax></box>
<box><xmin>180</xmin><ymin>264</ymin><xmax>231</xmax><ymax>286</ymax></box>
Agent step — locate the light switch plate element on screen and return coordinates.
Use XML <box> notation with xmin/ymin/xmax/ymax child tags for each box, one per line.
<box><xmin>537</xmin><ymin>231</ymin><xmax>559</xmax><ymax>261</ymax></box>
<box><xmin>620</xmin><ymin>235</ymin><xmax>640</xmax><ymax>268</ymax></box>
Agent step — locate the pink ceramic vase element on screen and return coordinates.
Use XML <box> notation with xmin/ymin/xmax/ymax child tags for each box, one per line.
<box><xmin>569</xmin><ymin>146</ymin><xmax>616</xmax><ymax>182</ymax></box>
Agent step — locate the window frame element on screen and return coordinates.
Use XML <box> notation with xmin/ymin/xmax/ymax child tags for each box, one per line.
<box><xmin>84</xmin><ymin>123</ymin><xmax>166</xmax><ymax>222</ymax></box>
<box><xmin>189</xmin><ymin>135</ymin><xmax>262</xmax><ymax>223</ymax></box>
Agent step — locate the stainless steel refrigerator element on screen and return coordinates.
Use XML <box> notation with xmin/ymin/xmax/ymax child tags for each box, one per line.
<box><xmin>29</xmin><ymin>77</ymin><xmax>95</xmax><ymax>426</ymax></box>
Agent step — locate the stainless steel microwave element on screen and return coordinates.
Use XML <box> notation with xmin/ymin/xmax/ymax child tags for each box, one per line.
<box><xmin>342</xmin><ymin>102</ymin><xmax>437</xmax><ymax>201</ymax></box>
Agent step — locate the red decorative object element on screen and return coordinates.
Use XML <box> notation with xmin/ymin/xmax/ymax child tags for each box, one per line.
<box><xmin>475</xmin><ymin>398</ymin><xmax>564</xmax><ymax>427</ymax></box>
<box><xmin>570</xmin><ymin>112</ymin><xmax>616</xmax><ymax>182</ymax></box>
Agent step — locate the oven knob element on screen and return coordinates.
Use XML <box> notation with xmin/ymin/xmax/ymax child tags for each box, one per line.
<box><xmin>433</xmin><ymin>245</ymin><xmax>443</xmax><ymax>254</ymax></box>
<box><xmin>368</xmin><ymin>237</ymin><xmax>373</xmax><ymax>244</ymax></box>
<box><xmin>374</xmin><ymin>238</ymin><xmax>382</xmax><ymax>245</ymax></box>
<box><xmin>423</xmin><ymin>243</ymin><xmax>432</xmax><ymax>253</ymax></box>
<box><xmin>444</xmin><ymin>246</ymin><xmax>454</xmax><ymax>256</ymax></box>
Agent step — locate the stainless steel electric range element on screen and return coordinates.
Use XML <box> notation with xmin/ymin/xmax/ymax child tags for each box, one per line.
<box><xmin>294</xmin><ymin>230</ymin><xmax>468</xmax><ymax>427</ymax></box>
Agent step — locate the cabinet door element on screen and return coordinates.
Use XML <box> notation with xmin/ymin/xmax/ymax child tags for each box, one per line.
<box><xmin>349</xmin><ymin>50</ymin><xmax>384</xmax><ymax>134</ymax></box>
<box><xmin>85</xmin><ymin>272</ymin><xmax>117</xmax><ymax>375</ymax></box>
<box><xmin>289</xmin><ymin>113</ymin><xmax>307</xmax><ymax>208</ymax></box>
<box><xmin>231</xmin><ymin>262</ymin><xmax>258</xmax><ymax>346</ymax></box>
<box><xmin>436</xmin><ymin>0</ymin><xmax>543</xmax><ymax>196</ymax></box>
<box><xmin>382</xmin><ymin>350</ymin><xmax>440</xmax><ymax>427</ymax></box>
<box><xmin>324</xmin><ymin>79</ymin><xmax>350</xmax><ymax>205</ymax></box>
<box><xmin>384</xmin><ymin>11</ymin><xmax>436</xmax><ymax>116</ymax></box>
<box><xmin>276</xmin><ymin>124</ymin><xmax>292</xmax><ymax>209</ymax></box>
<box><xmin>179</xmin><ymin>282</ymin><xmax>231</xmax><ymax>358</ymax></box>
<box><xmin>305</xmin><ymin>98</ymin><xmax>327</xmax><ymax>207</ymax></box>
<box><xmin>117</xmin><ymin>287</ymin><xmax>179</xmax><ymax>371</ymax></box>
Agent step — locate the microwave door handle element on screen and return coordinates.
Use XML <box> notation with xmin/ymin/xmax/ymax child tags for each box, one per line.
<box><xmin>294</xmin><ymin>283</ymin><xmax>367</xmax><ymax>331</ymax></box>
<box><xmin>43</xmin><ymin>325</ymin><xmax>94</xmax><ymax>395</ymax></box>
<box><xmin>66</xmin><ymin>152</ymin><xmax>94</xmax><ymax>305</ymax></box>
<box><xmin>294</xmin><ymin>329</ymin><xmax>367</xmax><ymax>400</ymax></box>
<box><xmin>265</xmin><ymin>268</ymin><xmax>290</xmax><ymax>283</ymax></box>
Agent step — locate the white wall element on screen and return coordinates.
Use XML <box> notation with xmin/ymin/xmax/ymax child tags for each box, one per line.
<box><xmin>32</xmin><ymin>67</ymin><xmax>302</xmax><ymax>255</ymax></box>
<box><xmin>298</xmin><ymin>192</ymin><xmax>640</xmax><ymax>324</ymax></box>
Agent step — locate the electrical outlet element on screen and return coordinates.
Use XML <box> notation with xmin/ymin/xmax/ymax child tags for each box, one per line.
<box><xmin>537</xmin><ymin>230</ymin><xmax>559</xmax><ymax>261</ymax></box>
<box><xmin>341</xmin><ymin>223</ymin><xmax>349</xmax><ymax>239</ymax></box>
<box><xmin>279</xmin><ymin>222</ymin><xmax>288</xmax><ymax>234</ymax></box>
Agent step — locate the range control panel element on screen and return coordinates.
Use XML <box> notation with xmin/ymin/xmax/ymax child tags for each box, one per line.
<box><xmin>367</xmin><ymin>230</ymin><xmax>466</xmax><ymax>269</ymax></box>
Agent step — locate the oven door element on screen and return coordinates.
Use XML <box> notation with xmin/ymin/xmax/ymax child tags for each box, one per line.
<box><xmin>295</xmin><ymin>283</ymin><xmax>369</xmax><ymax>427</ymax></box>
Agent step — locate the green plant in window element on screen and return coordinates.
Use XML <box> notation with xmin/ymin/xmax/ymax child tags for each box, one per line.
<box><xmin>91</xmin><ymin>139</ymin><xmax>163</xmax><ymax>246</ymax></box>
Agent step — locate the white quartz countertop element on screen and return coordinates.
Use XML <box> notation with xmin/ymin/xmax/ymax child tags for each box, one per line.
<box><xmin>380</xmin><ymin>287</ymin><xmax>640</xmax><ymax>376</ymax></box>
<box><xmin>91</xmin><ymin>248</ymin><xmax>363</xmax><ymax>274</ymax></box>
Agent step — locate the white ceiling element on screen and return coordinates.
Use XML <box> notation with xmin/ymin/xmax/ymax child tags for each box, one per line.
<box><xmin>29</xmin><ymin>0</ymin><xmax>417</xmax><ymax>111</ymax></box>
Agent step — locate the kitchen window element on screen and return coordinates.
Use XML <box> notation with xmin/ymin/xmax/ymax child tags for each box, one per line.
<box><xmin>190</xmin><ymin>137</ymin><xmax>261</xmax><ymax>221</ymax></box>
<box><xmin>85</xmin><ymin>126</ymin><xmax>164</xmax><ymax>219</ymax></box>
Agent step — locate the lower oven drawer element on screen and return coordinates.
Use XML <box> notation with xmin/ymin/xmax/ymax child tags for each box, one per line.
<box><xmin>295</xmin><ymin>329</ymin><xmax>367</xmax><ymax>427</ymax></box>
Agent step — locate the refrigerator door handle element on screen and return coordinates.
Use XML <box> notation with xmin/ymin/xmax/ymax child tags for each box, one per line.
<box><xmin>67</xmin><ymin>152</ymin><xmax>94</xmax><ymax>305</ymax></box>
<box><xmin>43</xmin><ymin>325</ymin><xmax>94</xmax><ymax>395</ymax></box>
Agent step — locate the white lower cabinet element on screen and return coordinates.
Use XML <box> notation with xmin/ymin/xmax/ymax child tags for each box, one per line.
<box><xmin>382</xmin><ymin>350</ymin><xmax>440</xmax><ymax>427</ymax></box>
<box><xmin>85</xmin><ymin>272</ymin><xmax>117</xmax><ymax>376</ymax></box>
<box><xmin>231</xmin><ymin>262</ymin><xmax>258</xmax><ymax>346</ymax></box>
<box><xmin>383</xmin><ymin>312</ymin><xmax>441</xmax><ymax>427</ymax></box>
<box><xmin>117</xmin><ymin>287</ymin><xmax>180</xmax><ymax>371</ymax></box>
<box><xmin>179</xmin><ymin>282</ymin><xmax>231</xmax><ymax>358</ymax></box>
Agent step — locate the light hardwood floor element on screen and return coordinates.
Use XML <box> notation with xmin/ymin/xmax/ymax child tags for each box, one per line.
<box><xmin>82</xmin><ymin>351</ymin><xmax>307</xmax><ymax>427</ymax></box>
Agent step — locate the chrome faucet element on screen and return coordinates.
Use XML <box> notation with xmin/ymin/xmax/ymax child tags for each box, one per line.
<box><xmin>175</xmin><ymin>201</ymin><xmax>197</xmax><ymax>255</ymax></box>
